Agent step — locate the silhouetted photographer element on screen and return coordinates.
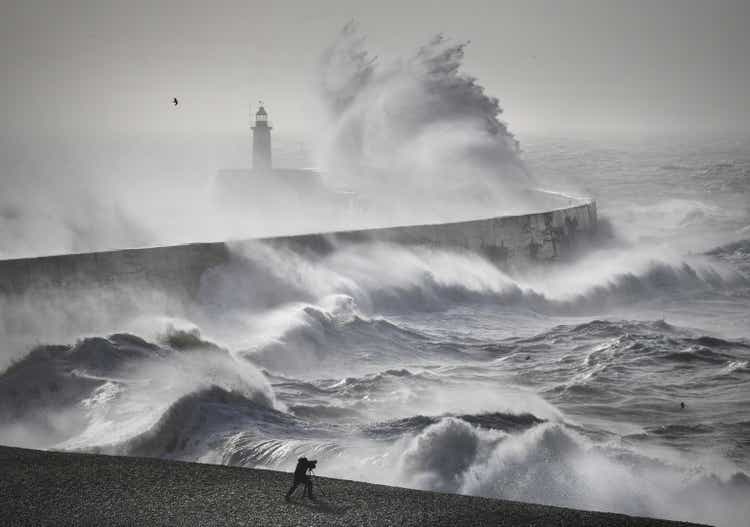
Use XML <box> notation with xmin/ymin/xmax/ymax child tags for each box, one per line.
<box><xmin>285</xmin><ymin>457</ymin><xmax>317</xmax><ymax>500</ymax></box>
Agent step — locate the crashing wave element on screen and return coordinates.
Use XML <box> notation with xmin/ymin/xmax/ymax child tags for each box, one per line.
<box><xmin>86</xmin><ymin>385</ymin><xmax>287</xmax><ymax>459</ymax></box>
<box><xmin>396</xmin><ymin>418</ymin><xmax>750</xmax><ymax>526</ymax></box>
<box><xmin>366</xmin><ymin>411</ymin><xmax>545</xmax><ymax>440</ymax></box>
<box><xmin>317</xmin><ymin>22</ymin><xmax>529</xmax><ymax>217</ymax></box>
<box><xmin>0</xmin><ymin>330</ymin><xmax>278</xmax><ymax>450</ymax></box>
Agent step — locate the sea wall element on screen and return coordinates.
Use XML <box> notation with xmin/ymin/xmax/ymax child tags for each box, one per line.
<box><xmin>0</xmin><ymin>199</ymin><xmax>597</xmax><ymax>301</ymax></box>
<box><xmin>315</xmin><ymin>198</ymin><xmax>598</xmax><ymax>264</ymax></box>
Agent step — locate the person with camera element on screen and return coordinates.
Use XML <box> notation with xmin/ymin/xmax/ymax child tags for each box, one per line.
<box><xmin>285</xmin><ymin>457</ymin><xmax>317</xmax><ymax>500</ymax></box>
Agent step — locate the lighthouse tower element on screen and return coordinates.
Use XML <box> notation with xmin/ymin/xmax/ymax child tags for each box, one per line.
<box><xmin>251</xmin><ymin>104</ymin><xmax>272</xmax><ymax>171</ymax></box>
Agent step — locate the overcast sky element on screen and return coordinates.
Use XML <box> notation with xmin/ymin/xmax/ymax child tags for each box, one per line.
<box><xmin>2</xmin><ymin>0</ymin><xmax>749</xmax><ymax>140</ymax></box>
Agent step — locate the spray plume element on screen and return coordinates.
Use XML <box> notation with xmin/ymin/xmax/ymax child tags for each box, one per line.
<box><xmin>316</xmin><ymin>22</ymin><xmax>532</xmax><ymax>222</ymax></box>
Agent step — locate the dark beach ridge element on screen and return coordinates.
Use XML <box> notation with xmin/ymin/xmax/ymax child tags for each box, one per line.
<box><xmin>0</xmin><ymin>446</ymin><xmax>710</xmax><ymax>527</ymax></box>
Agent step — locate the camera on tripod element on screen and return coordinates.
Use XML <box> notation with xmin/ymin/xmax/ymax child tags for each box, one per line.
<box><xmin>306</xmin><ymin>459</ymin><xmax>317</xmax><ymax>471</ymax></box>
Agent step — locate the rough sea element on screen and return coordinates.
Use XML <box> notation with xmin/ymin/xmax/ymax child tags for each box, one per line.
<box><xmin>1</xmin><ymin>134</ymin><xmax>749</xmax><ymax>526</ymax></box>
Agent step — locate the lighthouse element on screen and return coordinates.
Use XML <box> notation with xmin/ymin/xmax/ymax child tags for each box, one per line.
<box><xmin>252</xmin><ymin>104</ymin><xmax>272</xmax><ymax>171</ymax></box>
<box><xmin>217</xmin><ymin>102</ymin><xmax>331</xmax><ymax>210</ymax></box>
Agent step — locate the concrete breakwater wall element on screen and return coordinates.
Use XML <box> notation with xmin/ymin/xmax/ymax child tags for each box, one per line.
<box><xmin>0</xmin><ymin>199</ymin><xmax>597</xmax><ymax>301</ymax></box>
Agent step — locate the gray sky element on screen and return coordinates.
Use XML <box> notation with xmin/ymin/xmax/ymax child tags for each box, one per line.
<box><xmin>2</xmin><ymin>0</ymin><xmax>749</xmax><ymax>139</ymax></box>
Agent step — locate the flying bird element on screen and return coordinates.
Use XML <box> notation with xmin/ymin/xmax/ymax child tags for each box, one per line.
<box><xmin>172</xmin><ymin>97</ymin><xmax>179</xmax><ymax>107</ymax></box>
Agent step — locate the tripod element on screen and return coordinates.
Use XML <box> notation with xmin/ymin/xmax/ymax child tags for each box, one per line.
<box><xmin>308</xmin><ymin>468</ymin><xmax>327</xmax><ymax>498</ymax></box>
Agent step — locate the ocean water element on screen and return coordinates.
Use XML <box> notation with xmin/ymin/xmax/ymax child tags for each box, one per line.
<box><xmin>1</xmin><ymin>135</ymin><xmax>749</xmax><ymax>526</ymax></box>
